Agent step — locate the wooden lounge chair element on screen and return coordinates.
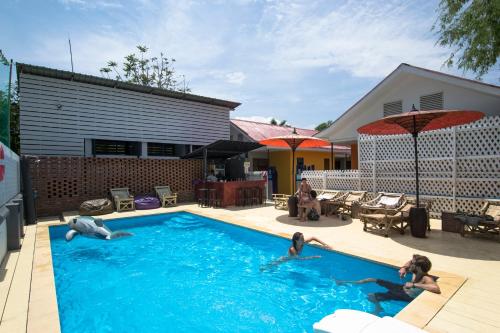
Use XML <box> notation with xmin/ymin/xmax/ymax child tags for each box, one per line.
<box><xmin>317</xmin><ymin>190</ymin><xmax>346</xmax><ymax>216</ymax></box>
<box><xmin>272</xmin><ymin>194</ymin><xmax>290</xmax><ymax>210</ymax></box>
<box><xmin>360</xmin><ymin>192</ymin><xmax>405</xmax><ymax>212</ymax></box>
<box><xmin>334</xmin><ymin>191</ymin><xmax>367</xmax><ymax>219</ymax></box>
<box><xmin>110</xmin><ymin>188</ymin><xmax>135</xmax><ymax>212</ymax></box>
<box><xmin>461</xmin><ymin>200</ymin><xmax>500</xmax><ymax>240</ymax></box>
<box><xmin>360</xmin><ymin>198</ymin><xmax>409</xmax><ymax>237</ymax></box>
<box><xmin>155</xmin><ymin>186</ymin><xmax>178</xmax><ymax>207</ymax></box>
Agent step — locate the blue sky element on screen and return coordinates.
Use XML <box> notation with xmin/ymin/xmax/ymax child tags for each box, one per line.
<box><xmin>1</xmin><ymin>0</ymin><xmax>498</xmax><ymax>129</ymax></box>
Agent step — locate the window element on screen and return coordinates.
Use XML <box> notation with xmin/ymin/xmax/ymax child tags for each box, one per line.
<box><xmin>383</xmin><ymin>100</ymin><xmax>403</xmax><ymax>117</ymax></box>
<box><xmin>147</xmin><ymin>142</ymin><xmax>176</xmax><ymax>157</ymax></box>
<box><xmin>93</xmin><ymin>139</ymin><xmax>140</xmax><ymax>156</ymax></box>
<box><xmin>420</xmin><ymin>92</ymin><xmax>443</xmax><ymax>110</ymax></box>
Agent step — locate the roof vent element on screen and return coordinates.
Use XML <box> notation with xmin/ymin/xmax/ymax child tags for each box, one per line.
<box><xmin>420</xmin><ymin>92</ymin><xmax>443</xmax><ymax>110</ymax></box>
<box><xmin>383</xmin><ymin>100</ymin><xmax>403</xmax><ymax>117</ymax></box>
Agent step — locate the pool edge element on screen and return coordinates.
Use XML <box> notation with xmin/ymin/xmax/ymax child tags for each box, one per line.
<box><xmin>32</xmin><ymin>207</ymin><xmax>466</xmax><ymax>332</ymax></box>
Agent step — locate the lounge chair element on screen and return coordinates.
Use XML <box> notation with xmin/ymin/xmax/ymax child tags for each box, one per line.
<box><xmin>333</xmin><ymin>191</ymin><xmax>367</xmax><ymax>219</ymax></box>
<box><xmin>155</xmin><ymin>186</ymin><xmax>178</xmax><ymax>207</ymax></box>
<box><xmin>360</xmin><ymin>197</ymin><xmax>409</xmax><ymax>237</ymax></box>
<box><xmin>460</xmin><ymin>200</ymin><xmax>500</xmax><ymax>240</ymax></box>
<box><xmin>110</xmin><ymin>188</ymin><xmax>135</xmax><ymax>212</ymax></box>
<box><xmin>316</xmin><ymin>190</ymin><xmax>346</xmax><ymax>216</ymax></box>
<box><xmin>272</xmin><ymin>194</ymin><xmax>290</xmax><ymax>210</ymax></box>
<box><xmin>360</xmin><ymin>193</ymin><xmax>405</xmax><ymax>212</ymax></box>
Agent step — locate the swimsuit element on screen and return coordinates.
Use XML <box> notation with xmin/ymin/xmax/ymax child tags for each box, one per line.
<box><xmin>372</xmin><ymin>279</ymin><xmax>422</xmax><ymax>302</ymax></box>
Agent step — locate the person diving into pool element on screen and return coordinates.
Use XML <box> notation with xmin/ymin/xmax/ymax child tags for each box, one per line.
<box><xmin>65</xmin><ymin>216</ymin><xmax>133</xmax><ymax>241</ymax></box>
<box><xmin>335</xmin><ymin>254</ymin><xmax>440</xmax><ymax>315</ymax></box>
<box><xmin>260</xmin><ymin>232</ymin><xmax>331</xmax><ymax>271</ymax></box>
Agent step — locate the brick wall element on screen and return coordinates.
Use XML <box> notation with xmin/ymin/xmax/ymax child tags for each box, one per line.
<box><xmin>27</xmin><ymin>156</ymin><xmax>202</xmax><ymax>217</ymax></box>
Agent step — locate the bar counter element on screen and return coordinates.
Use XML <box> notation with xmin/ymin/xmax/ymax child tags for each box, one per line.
<box><xmin>195</xmin><ymin>180</ymin><xmax>266</xmax><ymax>207</ymax></box>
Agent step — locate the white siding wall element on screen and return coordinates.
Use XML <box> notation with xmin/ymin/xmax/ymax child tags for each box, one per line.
<box><xmin>326</xmin><ymin>74</ymin><xmax>500</xmax><ymax>144</ymax></box>
<box><xmin>19</xmin><ymin>74</ymin><xmax>232</xmax><ymax>156</ymax></box>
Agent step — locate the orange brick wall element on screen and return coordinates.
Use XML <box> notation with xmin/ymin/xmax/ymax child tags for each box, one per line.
<box><xmin>27</xmin><ymin>156</ymin><xmax>202</xmax><ymax>217</ymax></box>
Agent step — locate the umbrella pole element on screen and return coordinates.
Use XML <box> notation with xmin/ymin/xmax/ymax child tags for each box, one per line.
<box><xmin>412</xmin><ymin>115</ymin><xmax>419</xmax><ymax>207</ymax></box>
<box><xmin>292</xmin><ymin>148</ymin><xmax>296</xmax><ymax>194</ymax></box>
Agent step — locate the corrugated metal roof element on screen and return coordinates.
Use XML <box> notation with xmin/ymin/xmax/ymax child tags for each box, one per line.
<box><xmin>231</xmin><ymin>119</ymin><xmax>350</xmax><ymax>152</ymax></box>
<box><xmin>16</xmin><ymin>63</ymin><xmax>241</xmax><ymax>110</ymax></box>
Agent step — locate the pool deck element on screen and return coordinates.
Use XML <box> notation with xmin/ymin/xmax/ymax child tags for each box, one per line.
<box><xmin>1</xmin><ymin>203</ymin><xmax>499</xmax><ymax>332</ymax></box>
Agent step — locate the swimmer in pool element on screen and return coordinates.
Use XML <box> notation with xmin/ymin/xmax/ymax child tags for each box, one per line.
<box><xmin>260</xmin><ymin>232</ymin><xmax>331</xmax><ymax>271</ymax></box>
<box><xmin>336</xmin><ymin>254</ymin><xmax>440</xmax><ymax>314</ymax></box>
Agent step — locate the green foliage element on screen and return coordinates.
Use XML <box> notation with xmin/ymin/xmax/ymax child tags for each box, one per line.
<box><xmin>100</xmin><ymin>45</ymin><xmax>190</xmax><ymax>92</ymax></box>
<box><xmin>315</xmin><ymin>120</ymin><xmax>333</xmax><ymax>132</ymax></box>
<box><xmin>433</xmin><ymin>0</ymin><xmax>500</xmax><ymax>78</ymax></box>
<box><xmin>279</xmin><ymin>120</ymin><xmax>287</xmax><ymax>126</ymax></box>
<box><xmin>270</xmin><ymin>118</ymin><xmax>278</xmax><ymax>125</ymax></box>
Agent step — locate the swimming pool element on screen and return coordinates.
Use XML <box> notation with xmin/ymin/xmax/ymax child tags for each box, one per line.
<box><xmin>49</xmin><ymin>212</ymin><xmax>413</xmax><ymax>332</ymax></box>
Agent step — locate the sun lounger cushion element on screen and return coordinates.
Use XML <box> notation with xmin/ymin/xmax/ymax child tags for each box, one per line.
<box><xmin>317</xmin><ymin>193</ymin><xmax>337</xmax><ymax>200</ymax></box>
<box><xmin>363</xmin><ymin>316</ymin><xmax>425</xmax><ymax>333</ymax></box>
<box><xmin>379</xmin><ymin>196</ymin><xmax>401</xmax><ymax>209</ymax></box>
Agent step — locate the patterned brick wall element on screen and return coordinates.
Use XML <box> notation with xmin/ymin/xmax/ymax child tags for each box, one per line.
<box><xmin>27</xmin><ymin>156</ymin><xmax>202</xmax><ymax>216</ymax></box>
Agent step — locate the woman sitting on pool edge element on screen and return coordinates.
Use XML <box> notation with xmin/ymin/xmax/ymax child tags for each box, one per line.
<box><xmin>336</xmin><ymin>254</ymin><xmax>440</xmax><ymax>314</ymax></box>
<box><xmin>260</xmin><ymin>232</ymin><xmax>330</xmax><ymax>271</ymax></box>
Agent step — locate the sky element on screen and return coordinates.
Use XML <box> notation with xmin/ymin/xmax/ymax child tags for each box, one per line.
<box><xmin>1</xmin><ymin>0</ymin><xmax>498</xmax><ymax>129</ymax></box>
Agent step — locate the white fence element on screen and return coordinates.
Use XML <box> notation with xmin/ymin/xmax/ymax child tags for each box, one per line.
<box><xmin>302</xmin><ymin>116</ymin><xmax>500</xmax><ymax>217</ymax></box>
<box><xmin>0</xmin><ymin>142</ymin><xmax>20</xmax><ymax>207</ymax></box>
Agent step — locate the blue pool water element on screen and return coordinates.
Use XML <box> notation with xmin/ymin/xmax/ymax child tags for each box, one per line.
<box><xmin>50</xmin><ymin>212</ymin><xmax>412</xmax><ymax>332</ymax></box>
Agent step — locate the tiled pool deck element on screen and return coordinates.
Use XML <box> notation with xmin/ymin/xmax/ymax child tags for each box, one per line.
<box><xmin>1</xmin><ymin>203</ymin><xmax>499</xmax><ymax>332</ymax></box>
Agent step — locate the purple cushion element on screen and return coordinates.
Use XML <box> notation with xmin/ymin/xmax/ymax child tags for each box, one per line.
<box><xmin>134</xmin><ymin>195</ymin><xmax>161</xmax><ymax>210</ymax></box>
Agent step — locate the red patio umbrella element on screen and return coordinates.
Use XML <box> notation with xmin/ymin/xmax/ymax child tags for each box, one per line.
<box><xmin>357</xmin><ymin>107</ymin><xmax>483</xmax><ymax>205</ymax></box>
<box><xmin>357</xmin><ymin>106</ymin><xmax>484</xmax><ymax>236</ymax></box>
<box><xmin>259</xmin><ymin>128</ymin><xmax>331</xmax><ymax>193</ymax></box>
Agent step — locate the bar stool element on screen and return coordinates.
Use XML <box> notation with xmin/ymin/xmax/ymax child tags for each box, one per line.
<box><xmin>236</xmin><ymin>188</ymin><xmax>245</xmax><ymax>206</ymax></box>
<box><xmin>250</xmin><ymin>187</ymin><xmax>260</xmax><ymax>206</ymax></box>
<box><xmin>208</xmin><ymin>189</ymin><xmax>220</xmax><ymax>208</ymax></box>
<box><xmin>198</xmin><ymin>188</ymin><xmax>208</xmax><ymax>207</ymax></box>
<box><xmin>244</xmin><ymin>187</ymin><xmax>254</xmax><ymax>206</ymax></box>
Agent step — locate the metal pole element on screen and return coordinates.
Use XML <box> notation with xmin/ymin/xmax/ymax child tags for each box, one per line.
<box><xmin>6</xmin><ymin>59</ymin><xmax>12</xmax><ymax>147</ymax></box>
<box><xmin>203</xmin><ymin>148</ymin><xmax>208</xmax><ymax>181</ymax></box>
<box><xmin>330</xmin><ymin>143</ymin><xmax>334</xmax><ymax>170</ymax></box>
<box><xmin>292</xmin><ymin>148</ymin><xmax>295</xmax><ymax>194</ymax></box>
<box><xmin>412</xmin><ymin>115</ymin><xmax>419</xmax><ymax>207</ymax></box>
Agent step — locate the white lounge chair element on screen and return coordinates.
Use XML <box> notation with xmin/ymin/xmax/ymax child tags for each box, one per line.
<box><xmin>313</xmin><ymin>309</ymin><xmax>425</xmax><ymax>333</ymax></box>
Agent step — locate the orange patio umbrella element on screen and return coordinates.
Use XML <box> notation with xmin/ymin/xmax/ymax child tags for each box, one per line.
<box><xmin>259</xmin><ymin>128</ymin><xmax>331</xmax><ymax>193</ymax></box>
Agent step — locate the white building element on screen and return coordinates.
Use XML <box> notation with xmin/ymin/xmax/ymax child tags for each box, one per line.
<box><xmin>17</xmin><ymin>63</ymin><xmax>240</xmax><ymax>158</ymax></box>
<box><xmin>318</xmin><ymin>63</ymin><xmax>500</xmax><ymax>168</ymax></box>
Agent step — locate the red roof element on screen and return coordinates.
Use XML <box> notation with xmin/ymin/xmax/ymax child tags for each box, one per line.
<box><xmin>231</xmin><ymin>119</ymin><xmax>317</xmax><ymax>141</ymax></box>
<box><xmin>231</xmin><ymin>119</ymin><xmax>350</xmax><ymax>152</ymax></box>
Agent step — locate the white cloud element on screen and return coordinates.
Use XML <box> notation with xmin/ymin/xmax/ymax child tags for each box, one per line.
<box><xmin>261</xmin><ymin>0</ymin><xmax>448</xmax><ymax>78</ymax></box>
<box><xmin>225</xmin><ymin>72</ymin><xmax>246</xmax><ymax>85</ymax></box>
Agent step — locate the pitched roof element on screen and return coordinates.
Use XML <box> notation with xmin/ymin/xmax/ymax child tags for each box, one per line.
<box><xmin>231</xmin><ymin>119</ymin><xmax>317</xmax><ymax>141</ymax></box>
<box><xmin>16</xmin><ymin>63</ymin><xmax>241</xmax><ymax>110</ymax></box>
<box><xmin>316</xmin><ymin>63</ymin><xmax>500</xmax><ymax>140</ymax></box>
<box><xmin>231</xmin><ymin>119</ymin><xmax>350</xmax><ymax>152</ymax></box>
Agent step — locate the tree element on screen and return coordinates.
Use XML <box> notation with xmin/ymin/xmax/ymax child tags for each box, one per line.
<box><xmin>270</xmin><ymin>118</ymin><xmax>278</xmax><ymax>125</ymax></box>
<box><xmin>433</xmin><ymin>0</ymin><xmax>500</xmax><ymax>78</ymax></box>
<box><xmin>279</xmin><ymin>120</ymin><xmax>287</xmax><ymax>126</ymax></box>
<box><xmin>315</xmin><ymin>120</ymin><xmax>333</xmax><ymax>132</ymax></box>
<box><xmin>100</xmin><ymin>45</ymin><xmax>190</xmax><ymax>92</ymax></box>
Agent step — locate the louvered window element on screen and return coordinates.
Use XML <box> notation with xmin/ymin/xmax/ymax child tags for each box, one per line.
<box><xmin>148</xmin><ymin>142</ymin><xmax>176</xmax><ymax>156</ymax></box>
<box><xmin>383</xmin><ymin>100</ymin><xmax>402</xmax><ymax>117</ymax></box>
<box><xmin>93</xmin><ymin>139</ymin><xmax>140</xmax><ymax>156</ymax></box>
<box><xmin>420</xmin><ymin>92</ymin><xmax>443</xmax><ymax>110</ymax></box>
